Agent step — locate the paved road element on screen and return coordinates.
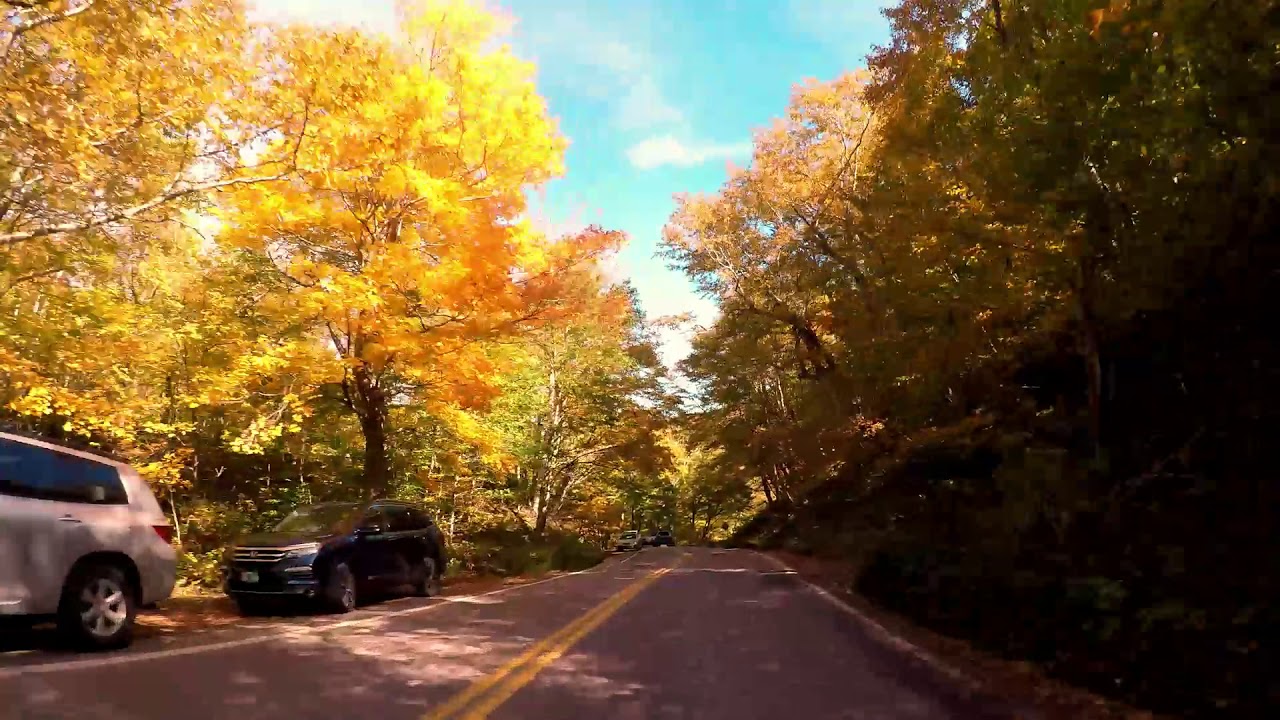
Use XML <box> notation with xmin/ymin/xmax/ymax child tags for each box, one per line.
<box><xmin>0</xmin><ymin>547</ymin><xmax>1014</xmax><ymax>719</ymax></box>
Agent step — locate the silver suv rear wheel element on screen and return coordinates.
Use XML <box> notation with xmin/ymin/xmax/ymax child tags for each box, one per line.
<box><xmin>59</xmin><ymin>562</ymin><xmax>136</xmax><ymax>650</ymax></box>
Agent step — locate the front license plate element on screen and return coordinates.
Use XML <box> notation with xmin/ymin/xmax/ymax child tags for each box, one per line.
<box><xmin>239</xmin><ymin>571</ymin><xmax>258</xmax><ymax>583</ymax></box>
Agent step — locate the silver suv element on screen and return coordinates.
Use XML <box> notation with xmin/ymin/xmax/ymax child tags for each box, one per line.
<box><xmin>0</xmin><ymin>432</ymin><xmax>176</xmax><ymax>649</ymax></box>
<box><xmin>614</xmin><ymin>529</ymin><xmax>642</xmax><ymax>552</ymax></box>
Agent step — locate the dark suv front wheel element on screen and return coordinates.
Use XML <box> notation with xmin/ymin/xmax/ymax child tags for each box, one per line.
<box><xmin>324</xmin><ymin>563</ymin><xmax>357</xmax><ymax>613</ymax></box>
<box><xmin>412</xmin><ymin>556</ymin><xmax>442</xmax><ymax>597</ymax></box>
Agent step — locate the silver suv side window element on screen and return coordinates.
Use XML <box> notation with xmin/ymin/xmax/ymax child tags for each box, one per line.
<box><xmin>0</xmin><ymin>438</ymin><xmax>127</xmax><ymax>505</ymax></box>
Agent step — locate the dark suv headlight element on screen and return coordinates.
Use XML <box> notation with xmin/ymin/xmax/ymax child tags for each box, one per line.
<box><xmin>282</xmin><ymin>542</ymin><xmax>321</xmax><ymax>559</ymax></box>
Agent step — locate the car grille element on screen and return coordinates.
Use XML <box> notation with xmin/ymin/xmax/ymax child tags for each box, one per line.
<box><xmin>233</xmin><ymin>547</ymin><xmax>288</xmax><ymax>563</ymax></box>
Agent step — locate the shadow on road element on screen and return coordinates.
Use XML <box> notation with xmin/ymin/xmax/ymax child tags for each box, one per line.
<box><xmin>3</xmin><ymin>551</ymin><xmax>1020</xmax><ymax>720</ymax></box>
<box><xmin>4</xmin><ymin>576</ymin><xmax>622</xmax><ymax>720</ymax></box>
<box><xmin>0</xmin><ymin>588</ymin><xmax>424</xmax><ymax>662</ymax></box>
<box><xmin>0</xmin><ymin>570</ymin><xmax>557</xmax><ymax>664</ymax></box>
<box><xmin>0</xmin><ymin>619</ymin><xmax>72</xmax><ymax>656</ymax></box>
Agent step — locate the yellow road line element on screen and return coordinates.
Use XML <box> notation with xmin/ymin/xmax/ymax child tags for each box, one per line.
<box><xmin>459</xmin><ymin>568</ymin><xmax>669</xmax><ymax>719</ymax></box>
<box><xmin>425</xmin><ymin>565</ymin><xmax>672</xmax><ymax>720</ymax></box>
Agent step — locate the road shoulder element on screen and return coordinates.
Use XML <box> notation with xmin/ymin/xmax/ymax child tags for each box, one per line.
<box><xmin>766</xmin><ymin>550</ymin><xmax>1161</xmax><ymax>720</ymax></box>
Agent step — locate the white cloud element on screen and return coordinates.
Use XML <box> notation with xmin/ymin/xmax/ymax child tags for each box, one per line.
<box><xmin>625</xmin><ymin>135</ymin><xmax>752</xmax><ymax>171</ymax></box>
<box><xmin>254</xmin><ymin>2</ymin><xmax>686</xmax><ymax>133</ymax></box>
<box><xmin>615</xmin><ymin>76</ymin><xmax>684</xmax><ymax>131</ymax></box>
<box><xmin>590</xmin><ymin>35</ymin><xmax>647</xmax><ymax>76</ymax></box>
<box><xmin>250</xmin><ymin>0</ymin><xmax>397</xmax><ymax>33</ymax></box>
<box><xmin>507</xmin><ymin>7</ymin><xmax>683</xmax><ymax>132</ymax></box>
<box><xmin>787</xmin><ymin>0</ymin><xmax>894</xmax><ymax>64</ymax></box>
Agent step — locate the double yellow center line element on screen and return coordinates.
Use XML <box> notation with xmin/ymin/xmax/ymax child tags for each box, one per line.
<box><xmin>425</xmin><ymin>564</ymin><xmax>674</xmax><ymax>720</ymax></box>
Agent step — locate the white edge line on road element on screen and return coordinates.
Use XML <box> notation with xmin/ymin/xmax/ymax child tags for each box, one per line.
<box><xmin>0</xmin><ymin>563</ymin><xmax>605</xmax><ymax>679</ymax></box>
<box><xmin>754</xmin><ymin>550</ymin><xmax>980</xmax><ymax>692</ymax></box>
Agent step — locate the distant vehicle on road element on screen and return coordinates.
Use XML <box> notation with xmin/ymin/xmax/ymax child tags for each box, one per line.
<box><xmin>640</xmin><ymin>529</ymin><xmax>675</xmax><ymax>547</ymax></box>
<box><xmin>614</xmin><ymin>529</ymin><xmax>642</xmax><ymax>552</ymax></box>
<box><xmin>0</xmin><ymin>432</ymin><xmax>176</xmax><ymax>650</ymax></box>
<box><xmin>223</xmin><ymin>499</ymin><xmax>446</xmax><ymax>615</ymax></box>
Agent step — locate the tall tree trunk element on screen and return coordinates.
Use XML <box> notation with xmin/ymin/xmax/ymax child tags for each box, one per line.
<box><xmin>360</xmin><ymin>408</ymin><xmax>389</xmax><ymax>495</ymax></box>
<box><xmin>530</xmin><ymin>356</ymin><xmax>563</xmax><ymax>538</ymax></box>
<box><xmin>530</xmin><ymin>468</ymin><xmax>552</xmax><ymax>536</ymax></box>
<box><xmin>769</xmin><ymin>464</ymin><xmax>794</xmax><ymax>506</ymax></box>
<box><xmin>773</xmin><ymin>374</ymin><xmax>796</xmax><ymax>422</ymax></box>
<box><xmin>1077</xmin><ymin>253</ymin><xmax>1103</xmax><ymax>458</ymax></box>
<box><xmin>700</xmin><ymin>509</ymin><xmax>717</xmax><ymax>542</ymax></box>
<box><xmin>168</xmin><ymin>488</ymin><xmax>182</xmax><ymax>548</ymax></box>
<box><xmin>530</xmin><ymin>475</ymin><xmax>539</xmax><ymax>517</ymax></box>
<box><xmin>345</xmin><ymin>364</ymin><xmax>391</xmax><ymax>495</ymax></box>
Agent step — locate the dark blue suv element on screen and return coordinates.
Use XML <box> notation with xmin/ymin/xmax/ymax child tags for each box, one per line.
<box><xmin>223</xmin><ymin>500</ymin><xmax>446</xmax><ymax>615</ymax></box>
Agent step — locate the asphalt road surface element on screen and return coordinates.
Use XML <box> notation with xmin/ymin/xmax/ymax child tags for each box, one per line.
<box><xmin>0</xmin><ymin>547</ymin><xmax>1017</xmax><ymax>719</ymax></box>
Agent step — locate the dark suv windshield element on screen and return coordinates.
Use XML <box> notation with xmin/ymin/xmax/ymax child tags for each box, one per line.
<box><xmin>274</xmin><ymin>503</ymin><xmax>361</xmax><ymax>534</ymax></box>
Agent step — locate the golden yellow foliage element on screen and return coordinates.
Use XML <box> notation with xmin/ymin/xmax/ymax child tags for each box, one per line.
<box><xmin>217</xmin><ymin>1</ymin><xmax>618</xmax><ymax>491</ymax></box>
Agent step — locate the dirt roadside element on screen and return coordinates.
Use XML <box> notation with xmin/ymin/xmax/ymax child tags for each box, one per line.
<box><xmin>135</xmin><ymin>570</ymin><xmax>578</xmax><ymax>638</ymax></box>
<box><xmin>769</xmin><ymin>550</ymin><xmax>1167</xmax><ymax>720</ymax></box>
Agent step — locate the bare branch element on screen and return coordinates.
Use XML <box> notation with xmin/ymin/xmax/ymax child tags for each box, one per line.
<box><xmin>4</xmin><ymin>0</ymin><xmax>97</xmax><ymax>59</ymax></box>
<box><xmin>1</xmin><ymin>265</ymin><xmax>65</xmax><ymax>297</ymax></box>
<box><xmin>0</xmin><ymin>173</ymin><xmax>289</xmax><ymax>246</ymax></box>
<box><xmin>0</xmin><ymin>89</ymin><xmax>313</xmax><ymax>247</ymax></box>
<box><xmin>991</xmin><ymin>0</ymin><xmax>1009</xmax><ymax>45</ymax></box>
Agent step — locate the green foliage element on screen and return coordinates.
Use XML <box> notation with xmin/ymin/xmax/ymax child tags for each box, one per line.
<box><xmin>176</xmin><ymin>549</ymin><xmax>226</xmax><ymax>590</ymax></box>
<box><xmin>670</xmin><ymin>0</ymin><xmax>1280</xmax><ymax>716</ymax></box>
<box><xmin>1</xmin><ymin>1</ymin><xmax>674</xmax><ymax>593</ymax></box>
<box><xmin>447</xmin><ymin>530</ymin><xmax>604</xmax><ymax>577</ymax></box>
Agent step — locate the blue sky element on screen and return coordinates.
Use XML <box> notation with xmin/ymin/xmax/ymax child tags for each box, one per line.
<box><xmin>253</xmin><ymin>0</ymin><xmax>894</xmax><ymax>365</ymax></box>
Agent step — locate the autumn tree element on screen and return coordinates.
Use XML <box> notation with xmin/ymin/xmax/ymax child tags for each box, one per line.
<box><xmin>1</xmin><ymin>0</ymin><xmax>672</xmax><ymax>583</ymax></box>
<box><xmin>1</xmin><ymin>0</ymin><xmax>318</xmax><ymax>462</ymax></box>
<box><xmin>864</xmin><ymin>0</ymin><xmax>1280</xmax><ymax>450</ymax></box>
<box><xmin>2</xmin><ymin>0</ymin><xmax>315</xmax><ymax>494</ymax></box>
<box><xmin>666</xmin><ymin>9</ymin><xmax>1279</xmax><ymax>710</ymax></box>
<box><xmin>1</xmin><ymin>0</ymin><xmax>310</xmax><ymax>254</ymax></box>
<box><xmin>481</xmin><ymin>280</ymin><xmax>672</xmax><ymax>534</ymax></box>
<box><xmin>656</xmin><ymin>431</ymin><xmax>752</xmax><ymax>543</ymax></box>
<box><xmin>221</xmin><ymin>1</ymin><xmax>616</xmax><ymax>494</ymax></box>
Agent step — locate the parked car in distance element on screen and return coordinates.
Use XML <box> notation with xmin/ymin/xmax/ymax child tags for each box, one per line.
<box><xmin>615</xmin><ymin>529</ymin><xmax>643</xmax><ymax>552</ymax></box>
<box><xmin>0</xmin><ymin>431</ymin><xmax>176</xmax><ymax>650</ymax></box>
<box><xmin>651</xmin><ymin>529</ymin><xmax>676</xmax><ymax>547</ymax></box>
<box><xmin>223</xmin><ymin>499</ymin><xmax>446</xmax><ymax>615</ymax></box>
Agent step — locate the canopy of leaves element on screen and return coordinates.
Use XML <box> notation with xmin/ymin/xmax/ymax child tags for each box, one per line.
<box><xmin>664</xmin><ymin>1</ymin><xmax>1278</xmax><ymax>714</ymax></box>
<box><xmin>1</xmin><ymin>0</ymin><xmax>676</xmax><ymax>576</ymax></box>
